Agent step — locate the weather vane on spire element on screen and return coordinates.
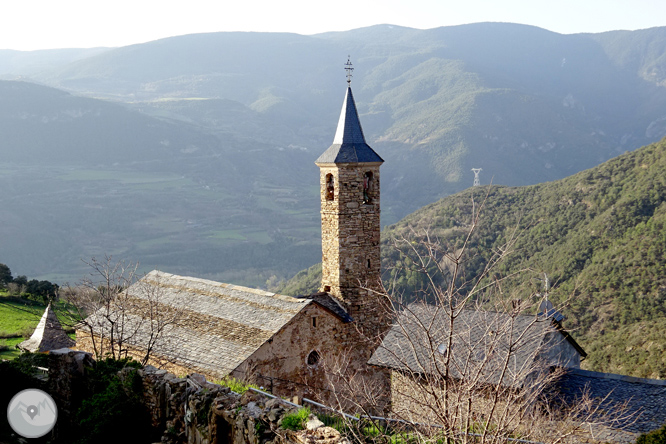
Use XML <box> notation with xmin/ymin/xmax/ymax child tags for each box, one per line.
<box><xmin>345</xmin><ymin>56</ymin><xmax>354</xmax><ymax>86</ymax></box>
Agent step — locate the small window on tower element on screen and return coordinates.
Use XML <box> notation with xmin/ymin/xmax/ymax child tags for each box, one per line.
<box><xmin>325</xmin><ymin>174</ymin><xmax>335</xmax><ymax>201</ymax></box>
<box><xmin>312</xmin><ymin>316</ymin><xmax>317</xmax><ymax>328</ymax></box>
<box><xmin>363</xmin><ymin>171</ymin><xmax>373</xmax><ymax>204</ymax></box>
<box><xmin>367</xmin><ymin>259</ymin><xmax>371</xmax><ymax>268</ymax></box>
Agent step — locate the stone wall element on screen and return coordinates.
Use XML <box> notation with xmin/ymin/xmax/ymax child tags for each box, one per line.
<box><xmin>316</xmin><ymin>163</ymin><xmax>391</xmax><ymax>412</ymax></box>
<box><xmin>47</xmin><ymin>349</ymin><xmax>347</xmax><ymax>444</ymax></box>
<box><xmin>47</xmin><ymin>348</ymin><xmax>95</xmax><ymax>421</ymax></box>
<box><xmin>74</xmin><ymin>328</ymin><xmax>197</xmax><ymax>377</ymax></box>
<box><xmin>131</xmin><ymin>367</ymin><xmax>348</xmax><ymax>444</ymax></box>
<box><xmin>75</xmin><ymin>298</ymin><xmax>390</xmax><ymax>415</ymax></box>
<box><xmin>233</xmin><ymin>303</ymin><xmax>345</xmax><ymax>402</ymax></box>
<box><xmin>539</xmin><ymin>328</ymin><xmax>581</xmax><ymax>369</ymax></box>
<box><xmin>318</xmin><ymin>163</ymin><xmax>383</xmax><ymax>322</ymax></box>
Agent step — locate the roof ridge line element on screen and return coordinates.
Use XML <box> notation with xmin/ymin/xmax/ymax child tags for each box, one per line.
<box><xmin>144</xmin><ymin>270</ymin><xmax>307</xmax><ymax>303</ymax></box>
<box><xmin>566</xmin><ymin>368</ymin><xmax>666</xmax><ymax>386</ymax></box>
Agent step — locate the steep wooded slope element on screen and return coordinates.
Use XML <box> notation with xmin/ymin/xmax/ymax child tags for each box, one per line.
<box><xmin>282</xmin><ymin>137</ymin><xmax>666</xmax><ymax>378</ymax></box>
<box><xmin>389</xmin><ymin>136</ymin><xmax>666</xmax><ymax>378</ymax></box>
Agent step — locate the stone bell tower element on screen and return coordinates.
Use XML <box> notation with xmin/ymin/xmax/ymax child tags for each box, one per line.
<box><xmin>315</xmin><ymin>60</ymin><xmax>384</xmax><ymax>332</ymax></box>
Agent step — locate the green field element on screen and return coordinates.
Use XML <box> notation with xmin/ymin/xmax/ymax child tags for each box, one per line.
<box><xmin>207</xmin><ymin>229</ymin><xmax>273</xmax><ymax>244</ymax></box>
<box><xmin>57</xmin><ymin>169</ymin><xmax>186</xmax><ymax>184</ymax></box>
<box><xmin>0</xmin><ymin>337</ymin><xmax>24</xmax><ymax>360</ymax></box>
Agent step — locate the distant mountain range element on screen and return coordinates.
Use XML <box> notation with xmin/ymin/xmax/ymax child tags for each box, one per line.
<box><xmin>0</xmin><ymin>23</ymin><xmax>665</xmax><ymax>287</ymax></box>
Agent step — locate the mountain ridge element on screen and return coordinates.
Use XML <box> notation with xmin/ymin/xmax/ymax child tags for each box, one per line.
<box><xmin>1</xmin><ymin>23</ymin><xmax>666</xmax><ymax>291</ymax></box>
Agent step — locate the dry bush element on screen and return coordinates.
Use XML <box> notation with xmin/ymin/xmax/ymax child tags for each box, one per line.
<box><xmin>319</xmin><ymin>191</ymin><xmax>634</xmax><ymax>444</ymax></box>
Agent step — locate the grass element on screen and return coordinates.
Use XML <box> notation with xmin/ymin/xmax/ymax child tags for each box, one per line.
<box><xmin>136</xmin><ymin>235</ymin><xmax>176</xmax><ymax>250</ymax></box>
<box><xmin>0</xmin><ymin>298</ymin><xmax>44</xmax><ymax>361</ymax></box>
<box><xmin>281</xmin><ymin>407</ymin><xmax>311</xmax><ymax>431</ymax></box>
<box><xmin>245</xmin><ymin>231</ymin><xmax>273</xmax><ymax>244</ymax></box>
<box><xmin>212</xmin><ymin>376</ymin><xmax>258</xmax><ymax>394</ymax></box>
<box><xmin>208</xmin><ymin>229</ymin><xmax>248</xmax><ymax>241</ymax></box>
<box><xmin>0</xmin><ymin>298</ymin><xmax>46</xmax><ymax>334</ymax></box>
<box><xmin>57</xmin><ymin>169</ymin><xmax>185</xmax><ymax>184</ymax></box>
<box><xmin>0</xmin><ymin>337</ymin><xmax>25</xmax><ymax>360</ymax></box>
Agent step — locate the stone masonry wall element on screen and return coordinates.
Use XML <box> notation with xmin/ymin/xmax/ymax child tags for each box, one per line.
<box><xmin>75</xmin><ymin>302</ymin><xmax>390</xmax><ymax>415</ymax></box>
<box><xmin>233</xmin><ymin>303</ymin><xmax>345</xmax><ymax>403</ymax></box>
<box><xmin>317</xmin><ymin>162</ymin><xmax>392</xmax><ymax>414</ymax></box>
<box><xmin>318</xmin><ymin>163</ymin><xmax>382</xmax><ymax>313</ymax></box>
<box><xmin>318</xmin><ymin>162</ymin><xmax>389</xmax><ymax>339</ymax></box>
<box><xmin>47</xmin><ymin>349</ymin><xmax>347</xmax><ymax>444</ymax></box>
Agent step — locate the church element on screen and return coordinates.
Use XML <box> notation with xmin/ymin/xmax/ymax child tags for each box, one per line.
<box><xmin>74</xmin><ymin>65</ymin><xmax>666</xmax><ymax>442</ymax></box>
<box><xmin>76</xmin><ymin>71</ymin><xmax>390</xmax><ymax>404</ymax></box>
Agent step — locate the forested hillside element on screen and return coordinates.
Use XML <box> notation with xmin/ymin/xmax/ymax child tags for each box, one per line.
<box><xmin>281</xmin><ymin>137</ymin><xmax>666</xmax><ymax>378</ymax></box>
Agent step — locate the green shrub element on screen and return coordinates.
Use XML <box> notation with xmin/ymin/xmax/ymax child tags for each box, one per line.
<box><xmin>76</xmin><ymin>365</ymin><xmax>151</xmax><ymax>444</ymax></box>
<box><xmin>196</xmin><ymin>394</ymin><xmax>213</xmax><ymax>424</ymax></box>
<box><xmin>8</xmin><ymin>351</ymin><xmax>50</xmax><ymax>376</ymax></box>
<box><xmin>637</xmin><ymin>423</ymin><xmax>666</xmax><ymax>444</ymax></box>
<box><xmin>213</xmin><ymin>375</ymin><xmax>258</xmax><ymax>394</ymax></box>
<box><xmin>71</xmin><ymin>357</ymin><xmax>150</xmax><ymax>444</ymax></box>
<box><xmin>281</xmin><ymin>407</ymin><xmax>311</xmax><ymax>431</ymax></box>
<box><xmin>0</xmin><ymin>355</ymin><xmax>47</xmax><ymax>442</ymax></box>
<box><xmin>316</xmin><ymin>411</ymin><xmax>348</xmax><ymax>433</ymax></box>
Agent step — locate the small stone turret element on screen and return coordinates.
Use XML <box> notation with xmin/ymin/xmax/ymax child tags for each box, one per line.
<box><xmin>18</xmin><ymin>303</ymin><xmax>75</xmax><ymax>352</ymax></box>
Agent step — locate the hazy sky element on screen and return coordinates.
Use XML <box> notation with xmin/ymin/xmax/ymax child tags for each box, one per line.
<box><xmin>1</xmin><ymin>0</ymin><xmax>664</xmax><ymax>51</ymax></box>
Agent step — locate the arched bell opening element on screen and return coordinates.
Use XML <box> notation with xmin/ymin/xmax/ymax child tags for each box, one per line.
<box><xmin>325</xmin><ymin>173</ymin><xmax>335</xmax><ymax>201</ymax></box>
<box><xmin>363</xmin><ymin>171</ymin><xmax>374</xmax><ymax>204</ymax></box>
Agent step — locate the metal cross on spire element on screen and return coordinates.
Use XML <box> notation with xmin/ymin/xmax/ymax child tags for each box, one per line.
<box><xmin>345</xmin><ymin>56</ymin><xmax>354</xmax><ymax>86</ymax></box>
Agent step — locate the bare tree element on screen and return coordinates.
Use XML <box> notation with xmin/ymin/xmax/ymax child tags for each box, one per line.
<box><xmin>317</xmin><ymin>192</ymin><xmax>634</xmax><ymax>444</ymax></box>
<box><xmin>66</xmin><ymin>256</ymin><xmax>183</xmax><ymax>366</ymax></box>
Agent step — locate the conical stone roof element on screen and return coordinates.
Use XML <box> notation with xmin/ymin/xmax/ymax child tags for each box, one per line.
<box><xmin>315</xmin><ymin>86</ymin><xmax>383</xmax><ymax>164</ymax></box>
<box><xmin>18</xmin><ymin>303</ymin><xmax>75</xmax><ymax>353</ymax></box>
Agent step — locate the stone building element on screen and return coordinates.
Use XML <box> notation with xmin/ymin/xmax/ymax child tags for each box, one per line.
<box><xmin>76</xmin><ymin>78</ymin><xmax>390</xmax><ymax>405</ymax></box>
<box><xmin>368</xmin><ymin>303</ymin><xmax>586</xmax><ymax>421</ymax></box>
<box><xmin>369</xmin><ymin>303</ymin><xmax>586</xmax><ymax>383</ymax></box>
<box><xmin>19</xmin><ymin>303</ymin><xmax>75</xmax><ymax>352</ymax></box>
<box><xmin>369</xmin><ymin>302</ymin><xmax>666</xmax><ymax>442</ymax></box>
<box><xmin>557</xmin><ymin>368</ymin><xmax>666</xmax><ymax>443</ymax></box>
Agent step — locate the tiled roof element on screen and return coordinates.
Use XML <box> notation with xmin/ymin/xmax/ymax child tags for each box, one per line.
<box><xmin>19</xmin><ymin>304</ymin><xmax>75</xmax><ymax>353</ymax></box>
<box><xmin>556</xmin><ymin>368</ymin><xmax>666</xmax><ymax>436</ymax></box>
<box><xmin>315</xmin><ymin>87</ymin><xmax>383</xmax><ymax>164</ymax></box>
<box><xmin>81</xmin><ymin>270</ymin><xmax>311</xmax><ymax>378</ymax></box>
<box><xmin>368</xmin><ymin>303</ymin><xmax>570</xmax><ymax>387</ymax></box>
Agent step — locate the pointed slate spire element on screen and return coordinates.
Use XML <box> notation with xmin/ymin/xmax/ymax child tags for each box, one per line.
<box><xmin>18</xmin><ymin>304</ymin><xmax>75</xmax><ymax>353</ymax></box>
<box><xmin>316</xmin><ymin>86</ymin><xmax>384</xmax><ymax>164</ymax></box>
